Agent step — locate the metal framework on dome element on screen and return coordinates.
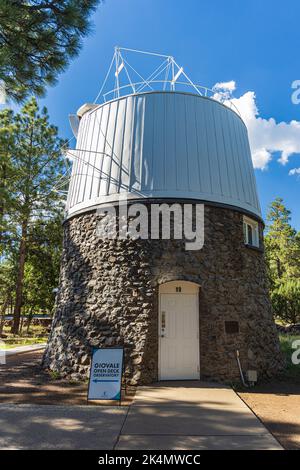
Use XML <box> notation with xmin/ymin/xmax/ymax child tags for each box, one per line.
<box><xmin>93</xmin><ymin>47</ymin><xmax>240</xmax><ymax>115</ymax></box>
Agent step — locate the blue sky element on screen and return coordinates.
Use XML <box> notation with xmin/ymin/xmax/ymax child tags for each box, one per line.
<box><xmin>22</xmin><ymin>1</ymin><xmax>300</xmax><ymax>228</ymax></box>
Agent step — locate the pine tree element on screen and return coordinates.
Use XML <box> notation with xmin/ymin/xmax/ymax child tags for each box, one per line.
<box><xmin>265</xmin><ymin>198</ymin><xmax>300</xmax><ymax>324</ymax></box>
<box><xmin>23</xmin><ymin>213</ymin><xmax>64</xmax><ymax>317</ymax></box>
<box><xmin>265</xmin><ymin>198</ymin><xmax>299</xmax><ymax>282</ymax></box>
<box><xmin>0</xmin><ymin>98</ymin><xmax>68</xmax><ymax>334</ymax></box>
<box><xmin>0</xmin><ymin>108</ymin><xmax>16</xmax><ymax>255</ymax></box>
<box><xmin>0</xmin><ymin>259</ymin><xmax>15</xmax><ymax>336</ymax></box>
<box><xmin>0</xmin><ymin>1</ymin><xmax>101</xmax><ymax>101</ymax></box>
<box><xmin>271</xmin><ymin>280</ymin><xmax>300</xmax><ymax>325</ymax></box>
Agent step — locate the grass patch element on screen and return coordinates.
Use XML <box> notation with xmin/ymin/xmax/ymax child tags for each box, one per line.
<box><xmin>0</xmin><ymin>324</ymin><xmax>49</xmax><ymax>350</ymax></box>
<box><xmin>1</xmin><ymin>337</ymin><xmax>47</xmax><ymax>350</ymax></box>
<box><xmin>279</xmin><ymin>334</ymin><xmax>300</xmax><ymax>380</ymax></box>
<box><xmin>49</xmin><ymin>370</ymin><xmax>61</xmax><ymax>380</ymax></box>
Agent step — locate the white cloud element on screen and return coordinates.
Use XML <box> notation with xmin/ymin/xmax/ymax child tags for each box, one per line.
<box><xmin>213</xmin><ymin>81</ymin><xmax>300</xmax><ymax>170</ymax></box>
<box><xmin>289</xmin><ymin>167</ymin><xmax>300</xmax><ymax>176</ymax></box>
<box><xmin>212</xmin><ymin>80</ymin><xmax>236</xmax><ymax>102</ymax></box>
<box><xmin>213</xmin><ymin>80</ymin><xmax>236</xmax><ymax>92</ymax></box>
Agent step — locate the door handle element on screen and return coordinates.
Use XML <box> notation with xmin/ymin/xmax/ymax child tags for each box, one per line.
<box><xmin>161</xmin><ymin>311</ymin><xmax>166</xmax><ymax>329</ymax></box>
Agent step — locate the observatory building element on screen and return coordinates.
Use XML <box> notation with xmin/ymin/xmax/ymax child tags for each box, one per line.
<box><xmin>44</xmin><ymin>49</ymin><xmax>283</xmax><ymax>384</ymax></box>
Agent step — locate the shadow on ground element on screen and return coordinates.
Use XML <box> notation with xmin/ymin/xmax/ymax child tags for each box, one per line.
<box><xmin>0</xmin><ymin>403</ymin><xmax>127</xmax><ymax>450</ymax></box>
<box><xmin>0</xmin><ymin>351</ymin><xmax>87</xmax><ymax>405</ymax></box>
<box><xmin>238</xmin><ymin>380</ymin><xmax>300</xmax><ymax>450</ymax></box>
<box><xmin>0</xmin><ymin>353</ymin><xmax>298</xmax><ymax>449</ymax></box>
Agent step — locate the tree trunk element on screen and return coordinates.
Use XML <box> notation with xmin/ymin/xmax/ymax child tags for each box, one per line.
<box><xmin>26</xmin><ymin>307</ymin><xmax>34</xmax><ymax>334</ymax></box>
<box><xmin>0</xmin><ymin>161</ymin><xmax>6</xmax><ymax>251</ymax></box>
<box><xmin>276</xmin><ymin>257</ymin><xmax>282</xmax><ymax>279</ymax></box>
<box><xmin>19</xmin><ymin>309</ymin><xmax>24</xmax><ymax>334</ymax></box>
<box><xmin>0</xmin><ymin>295</ymin><xmax>10</xmax><ymax>337</ymax></box>
<box><xmin>11</xmin><ymin>219</ymin><xmax>28</xmax><ymax>334</ymax></box>
<box><xmin>291</xmin><ymin>302</ymin><xmax>297</xmax><ymax>325</ymax></box>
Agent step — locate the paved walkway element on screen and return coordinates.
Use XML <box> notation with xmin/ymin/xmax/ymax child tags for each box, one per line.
<box><xmin>0</xmin><ymin>403</ymin><xmax>126</xmax><ymax>450</ymax></box>
<box><xmin>1</xmin><ymin>343</ymin><xmax>46</xmax><ymax>357</ymax></box>
<box><xmin>0</xmin><ymin>381</ymin><xmax>282</xmax><ymax>450</ymax></box>
<box><xmin>116</xmin><ymin>381</ymin><xmax>282</xmax><ymax>450</ymax></box>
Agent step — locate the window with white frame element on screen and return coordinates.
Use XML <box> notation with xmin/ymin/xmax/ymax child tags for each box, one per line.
<box><xmin>243</xmin><ymin>216</ymin><xmax>259</xmax><ymax>247</ymax></box>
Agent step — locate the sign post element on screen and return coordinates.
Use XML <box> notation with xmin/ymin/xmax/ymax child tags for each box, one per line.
<box><xmin>87</xmin><ymin>347</ymin><xmax>124</xmax><ymax>404</ymax></box>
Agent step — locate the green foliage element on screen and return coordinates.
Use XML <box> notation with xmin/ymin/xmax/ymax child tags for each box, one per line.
<box><xmin>49</xmin><ymin>370</ymin><xmax>61</xmax><ymax>380</ymax></box>
<box><xmin>0</xmin><ymin>97</ymin><xmax>69</xmax><ymax>333</ymax></box>
<box><xmin>0</xmin><ymin>108</ymin><xmax>17</xmax><ymax>255</ymax></box>
<box><xmin>0</xmin><ymin>0</ymin><xmax>100</xmax><ymax>101</ymax></box>
<box><xmin>0</xmin><ymin>259</ymin><xmax>15</xmax><ymax>296</ymax></box>
<box><xmin>2</xmin><ymin>323</ymin><xmax>49</xmax><ymax>347</ymax></box>
<box><xmin>7</xmin><ymin>97</ymin><xmax>67</xmax><ymax>220</ymax></box>
<box><xmin>279</xmin><ymin>334</ymin><xmax>300</xmax><ymax>380</ymax></box>
<box><xmin>0</xmin><ymin>258</ymin><xmax>16</xmax><ymax>314</ymax></box>
<box><xmin>1</xmin><ymin>336</ymin><xmax>47</xmax><ymax>350</ymax></box>
<box><xmin>265</xmin><ymin>198</ymin><xmax>300</xmax><ymax>324</ymax></box>
<box><xmin>271</xmin><ymin>280</ymin><xmax>300</xmax><ymax>325</ymax></box>
<box><xmin>23</xmin><ymin>214</ymin><xmax>64</xmax><ymax>314</ymax></box>
<box><xmin>265</xmin><ymin>198</ymin><xmax>299</xmax><ymax>282</ymax></box>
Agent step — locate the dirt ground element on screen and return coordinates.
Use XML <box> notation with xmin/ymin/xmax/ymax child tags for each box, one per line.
<box><xmin>0</xmin><ymin>351</ymin><xmax>299</xmax><ymax>449</ymax></box>
<box><xmin>0</xmin><ymin>350</ymin><xmax>133</xmax><ymax>406</ymax></box>
<box><xmin>239</xmin><ymin>382</ymin><xmax>300</xmax><ymax>450</ymax></box>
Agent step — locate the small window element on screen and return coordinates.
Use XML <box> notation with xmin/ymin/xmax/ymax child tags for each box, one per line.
<box><xmin>225</xmin><ymin>321</ymin><xmax>239</xmax><ymax>334</ymax></box>
<box><xmin>243</xmin><ymin>216</ymin><xmax>259</xmax><ymax>247</ymax></box>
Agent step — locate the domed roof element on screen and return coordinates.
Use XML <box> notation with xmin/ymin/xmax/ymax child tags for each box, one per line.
<box><xmin>66</xmin><ymin>91</ymin><xmax>261</xmax><ymax>219</ymax></box>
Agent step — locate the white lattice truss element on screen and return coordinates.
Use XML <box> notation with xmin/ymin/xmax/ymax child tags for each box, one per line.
<box><xmin>93</xmin><ymin>46</ymin><xmax>240</xmax><ymax>115</ymax></box>
<box><xmin>57</xmin><ymin>47</ymin><xmax>241</xmax><ymax>197</ymax></box>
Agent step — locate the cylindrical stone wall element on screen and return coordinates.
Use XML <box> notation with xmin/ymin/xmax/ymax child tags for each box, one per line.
<box><xmin>43</xmin><ymin>203</ymin><xmax>284</xmax><ymax>384</ymax></box>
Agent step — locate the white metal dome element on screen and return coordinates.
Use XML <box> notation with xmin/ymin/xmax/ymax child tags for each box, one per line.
<box><xmin>66</xmin><ymin>90</ymin><xmax>261</xmax><ymax>219</ymax></box>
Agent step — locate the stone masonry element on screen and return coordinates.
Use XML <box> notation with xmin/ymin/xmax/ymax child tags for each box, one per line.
<box><xmin>43</xmin><ymin>203</ymin><xmax>284</xmax><ymax>385</ymax></box>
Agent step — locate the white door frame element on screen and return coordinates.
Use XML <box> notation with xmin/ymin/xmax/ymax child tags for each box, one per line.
<box><xmin>158</xmin><ymin>280</ymin><xmax>200</xmax><ymax>380</ymax></box>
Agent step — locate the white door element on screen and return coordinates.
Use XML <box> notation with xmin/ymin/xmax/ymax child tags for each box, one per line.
<box><xmin>159</xmin><ymin>282</ymin><xmax>200</xmax><ymax>380</ymax></box>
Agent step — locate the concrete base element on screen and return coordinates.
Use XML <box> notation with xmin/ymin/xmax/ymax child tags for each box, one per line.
<box><xmin>117</xmin><ymin>381</ymin><xmax>282</xmax><ymax>450</ymax></box>
<box><xmin>0</xmin><ymin>404</ymin><xmax>126</xmax><ymax>450</ymax></box>
<box><xmin>0</xmin><ymin>382</ymin><xmax>283</xmax><ymax>450</ymax></box>
<box><xmin>117</xmin><ymin>434</ymin><xmax>281</xmax><ymax>450</ymax></box>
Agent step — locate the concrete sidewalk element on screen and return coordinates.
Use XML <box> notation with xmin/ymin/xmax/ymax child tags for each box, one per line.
<box><xmin>0</xmin><ymin>403</ymin><xmax>127</xmax><ymax>450</ymax></box>
<box><xmin>116</xmin><ymin>381</ymin><xmax>283</xmax><ymax>450</ymax></box>
<box><xmin>1</xmin><ymin>343</ymin><xmax>46</xmax><ymax>357</ymax></box>
<box><xmin>0</xmin><ymin>381</ymin><xmax>283</xmax><ymax>450</ymax></box>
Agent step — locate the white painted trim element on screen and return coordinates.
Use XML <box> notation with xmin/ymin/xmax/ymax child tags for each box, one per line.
<box><xmin>66</xmin><ymin>191</ymin><xmax>262</xmax><ymax>220</ymax></box>
<box><xmin>243</xmin><ymin>215</ymin><xmax>259</xmax><ymax>247</ymax></box>
<box><xmin>159</xmin><ymin>280</ymin><xmax>200</xmax><ymax>294</ymax></box>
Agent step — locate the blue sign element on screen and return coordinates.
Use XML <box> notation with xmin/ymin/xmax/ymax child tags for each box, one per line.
<box><xmin>88</xmin><ymin>348</ymin><xmax>124</xmax><ymax>401</ymax></box>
